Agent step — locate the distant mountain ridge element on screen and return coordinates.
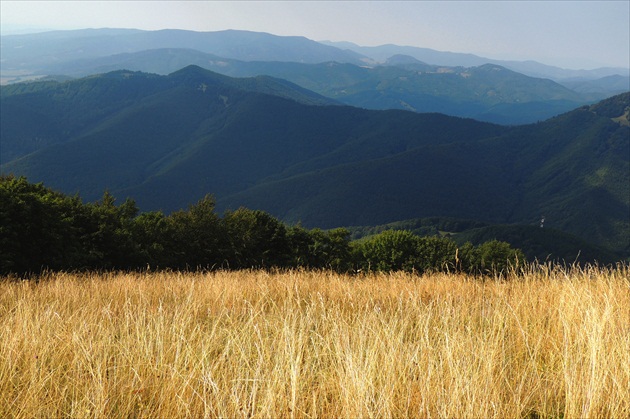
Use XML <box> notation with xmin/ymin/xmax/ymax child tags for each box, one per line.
<box><xmin>26</xmin><ymin>46</ymin><xmax>603</xmax><ymax>124</ymax></box>
<box><xmin>0</xmin><ymin>28</ymin><xmax>368</xmax><ymax>74</ymax></box>
<box><xmin>2</xmin><ymin>28</ymin><xmax>627</xmax><ymax>124</ymax></box>
<box><xmin>1</xmin><ymin>68</ymin><xmax>628</xmax><ymax>256</ymax></box>
<box><xmin>319</xmin><ymin>40</ymin><xmax>630</xmax><ymax>81</ymax></box>
<box><xmin>4</xmin><ymin>27</ymin><xmax>627</xmax><ymax>81</ymax></box>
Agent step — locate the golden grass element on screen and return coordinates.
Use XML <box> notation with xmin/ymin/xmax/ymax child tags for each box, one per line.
<box><xmin>1</xmin><ymin>266</ymin><xmax>628</xmax><ymax>418</ymax></box>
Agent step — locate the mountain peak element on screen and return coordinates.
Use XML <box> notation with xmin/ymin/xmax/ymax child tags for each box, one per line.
<box><xmin>165</xmin><ymin>65</ymin><xmax>337</xmax><ymax>106</ymax></box>
<box><xmin>475</xmin><ymin>63</ymin><xmax>509</xmax><ymax>72</ymax></box>
<box><xmin>170</xmin><ymin>64</ymin><xmax>224</xmax><ymax>78</ymax></box>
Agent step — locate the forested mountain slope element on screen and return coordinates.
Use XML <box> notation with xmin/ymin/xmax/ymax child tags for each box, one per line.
<box><xmin>1</xmin><ymin>69</ymin><xmax>627</xmax><ymax>255</ymax></box>
<box><xmin>34</xmin><ymin>47</ymin><xmax>595</xmax><ymax>124</ymax></box>
<box><xmin>0</xmin><ymin>66</ymin><xmax>337</xmax><ymax>165</ymax></box>
<box><xmin>216</xmin><ymin>94</ymin><xmax>629</xmax><ymax>253</ymax></box>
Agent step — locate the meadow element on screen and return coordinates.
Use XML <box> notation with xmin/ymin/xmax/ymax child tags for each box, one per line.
<box><xmin>1</xmin><ymin>266</ymin><xmax>628</xmax><ymax>418</ymax></box>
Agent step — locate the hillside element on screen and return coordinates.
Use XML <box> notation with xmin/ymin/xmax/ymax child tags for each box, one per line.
<box><xmin>560</xmin><ymin>75</ymin><xmax>630</xmax><ymax>97</ymax></box>
<box><xmin>451</xmin><ymin>225</ymin><xmax>623</xmax><ymax>264</ymax></box>
<box><xmin>1</xmin><ymin>70</ymin><xmax>628</xmax><ymax>256</ymax></box>
<box><xmin>0</xmin><ymin>66</ymin><xmax>337</xmax><ymax>165</ymax></box>
<box><xmin>345</xmin><ymin>217</ymin><xmax>621</xmax><ymax>264</ymax></box>
<box><xmin>214</xmin><ymin>93</ymin><xmax>629</xmax><ymax>253</ymax></box>
<box><xmin>27</xmin><ymin>47</ymin><xmax>594</xmax><ymax>124</ymax></box>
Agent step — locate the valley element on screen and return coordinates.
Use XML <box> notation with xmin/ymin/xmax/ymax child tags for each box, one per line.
<box><xmin>1</xmin><ymin>7</ymin><xmax>628</xmax><ymax>418</ymax></box>
<box><xmin>1</xmin><ymin>28</ymin><xmax>628</xmax><ymax>263</ymax></box>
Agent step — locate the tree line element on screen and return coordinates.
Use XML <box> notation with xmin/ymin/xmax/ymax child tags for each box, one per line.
<box><xmin>1</xmin><ymin>175</ymin><xmax>524</xmax><ymax>276</ymax></box>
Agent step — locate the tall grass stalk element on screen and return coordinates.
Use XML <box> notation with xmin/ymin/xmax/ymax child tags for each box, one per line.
<box><xmin>1</xmin><ymin>266</ymin><xmax>628</xmax><ymax>418</ymax></box>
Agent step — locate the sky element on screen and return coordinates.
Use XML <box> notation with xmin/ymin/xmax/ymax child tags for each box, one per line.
<box><xmin>1</xmin><ymin>1</ymin><xmax>629</xmax><ymax>70</ymax></box>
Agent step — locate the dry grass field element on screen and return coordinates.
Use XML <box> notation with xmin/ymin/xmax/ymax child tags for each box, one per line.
<box><xmin>1</xmin><ymin>266</ymin><xmax>628</xmax><ymax>418</ymax></box>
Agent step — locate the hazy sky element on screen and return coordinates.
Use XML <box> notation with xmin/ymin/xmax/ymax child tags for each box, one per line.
<box><xmin>1</xmin><ymin>1</ymin><xmax>629</xmax><ymax>70</ymax></box>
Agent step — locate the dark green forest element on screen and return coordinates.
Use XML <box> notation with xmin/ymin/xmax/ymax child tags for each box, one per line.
<box><xmin>347</xmin><ymin>218</ymin><xmax>623</xmax><ymax>264</ymax></box>
<box><xmin>1</xmin><ymin>70</ymin><xmax>628</xmax><ymax>260</ymax></box>
<box><xmin>1</xmin><ymin>176</ymin><xmax>526</xmax><ymax>276</ymax></box>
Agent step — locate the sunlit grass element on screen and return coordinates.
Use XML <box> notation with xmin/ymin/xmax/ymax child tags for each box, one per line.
<box><xmin>1</xmin><ymin>266</ymin><xmax>628</xmax><ymax>418</ymax></box>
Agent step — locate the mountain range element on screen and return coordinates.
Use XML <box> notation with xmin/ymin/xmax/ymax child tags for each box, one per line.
<box><xmin>24</xmin><ymin>47</ymin><xmax>597</xmax><ymax>125</ymax></box>
<box><xmin>1</xmin><ymin>66</ymin><xmax>628</xmax><ymax>259</ymax></box>
<box><xmin>4</xmin><ymin>28</ymin><xmax>627</xmax><ymax>80</ymax></box>
<box><xmin>319</xmin><ymin>40</ymin><xmax>630</xmax><ymax>81</ymax></box>
<box><xmin>2</xmin><ymin>28</ymin><xmax>629</xmax><ymax>125</ymax></box>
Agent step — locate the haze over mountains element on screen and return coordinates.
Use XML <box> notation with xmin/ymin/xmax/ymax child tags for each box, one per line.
<box><xmin>3</xmin><ymin>28</ymin><xmax>628</xmax><ymax>79</ymax></box>
<box><xmin>2</xmin><ymin>29</ymin><xmax>629</xmax><ymax>124</ymax></box>
<box><xmin>1</xmin><ymin>28</ymin><xmax>628</xmax><ymax>262</ymax></box>
<box><xmin>320</xmin><ymin>40</ymin><xmax>630</xmax><ymax>81</ymax></box>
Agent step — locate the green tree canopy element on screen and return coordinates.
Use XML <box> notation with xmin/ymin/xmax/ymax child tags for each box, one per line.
<box><xmin>0</xmin><ymin>176</ymin><xmax>529</xmax><ymax>276</ymax></box>
<box><xmin>222</xmin><ymin>208</ymin><xmax>290</xmax><ymax>269</ymax></box>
